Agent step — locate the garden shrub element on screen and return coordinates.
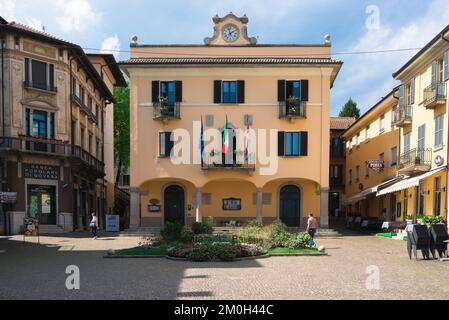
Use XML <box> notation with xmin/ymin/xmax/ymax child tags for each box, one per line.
<box><xmin>191</xmin><ymin>222</ymin><xmax>213</xmax><ymax>235</ymax></box>
<box><xmin>180</xmin><ymin>229</ymin><xmax>195</xmax><ymax>243</ymax></box>
<box><xmin>269</xmin><ymin>220</ymin><xmax>291</xmax><ymax>247</ymax></box>
<box><xmin>238</xmin><ymin>244</ymin><xmax>267</xmax><ymax>257</ymax></box>
<box><xmin>167</xmin><ymin>246</ymin><xmax>199</xmax><ymax>258</ymax></box>
<box><xmin>245</xmin><ymin>219</ymin><xmax>262</xmax><ymax>228</ymax></box>
<box><xmin>187</xmin><ymin>250</ymin><xmax>213</xmax><ymax>262</ymax></box>
<box><xmin>225</xmin><ymin>220</ymin><xmax>238</xmax><ymax>228</ymax></box>
<box><xmin>160</xmin><ymin>221</ymin><xmax>184</xmax><ymax>241</ymax></box>
<box><xmin>285</xmin><ymin>232</ymin><xmax>311</xmax><ymax>249</ymax></box>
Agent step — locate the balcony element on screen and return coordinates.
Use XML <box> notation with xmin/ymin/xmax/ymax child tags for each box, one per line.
<box><xmin>391</xmin><ymin>105</ymin><xmax>412</xmax><ymax>127</ymax></box>
<box><xmin>423</xmin><ymin>83</ymin><xmax>446</xmax><ymax>109</ymax></box>
<box><xmin>23</xmin><ymin>80</ymin><xmax>57</xmax><ymax>93</ymax></box>
<box><xmin>397</xmin><ymin>148</ymin><xmax>432</xmax><ymax>175</ymax></box>
<box><xmin>71</xmin><ymin>94</ymin><xmax>98</xmax><ymax>124</ymax></box>
<box><xmin>330</xmin><ymin>178</ymin><xmax>345</xmax><ymax>188</ymax></box>
<box><xmin>153</xmin><ymin>102</ymin><xmax>181</xmax><ymax>121</ymax></box>
<box><xmin>201</xmin><ymin>152</ymin><xmax>255</xmax><ymax>175</ymax></box>
<box><xmin>0</xmin><ymin>136</ymin><xmax>104</xmax><ymax>177</ymax></box>
<box><xmin>279</xmin><ymin>100</ymin><xmax>307</xmax><ymax>120</ymax></box>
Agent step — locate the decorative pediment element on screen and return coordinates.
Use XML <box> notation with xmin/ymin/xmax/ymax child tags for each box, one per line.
<box><xmin>204</xmin><ymin>13</ymin><xmax>257</xmax><ymax>46</ymax></box>
<box><xmin>21</xmin><ymin>97</ymin><xmax>59</xmax><ymax>111</ymax></box>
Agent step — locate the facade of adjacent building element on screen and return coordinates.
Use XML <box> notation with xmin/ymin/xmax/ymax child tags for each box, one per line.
<box><xmin>386</xmin><ymin>24</ymin><xmax>449</xmax><ymax>222</ymax></box>
<box><xmin>0</xmin><ymin>18</ymin><xmax>125</xmax><ymax>234</ymax></box>
<box><xmin>343</xmin><ymin>90</ymin><xmax>400</xmax><ymax>220</ymax></box>
<box><xmin>342</xmin><ymin>24</ymin><xmax>449</xmax><ymax>224</ymax></box>
<box><xmin>120</xmin><ymin>14</ymin><xmax>342</xmax><ymax>229</ymax></box>
<box><xmin>329</xmin><ymin>117</ymin><xmax>355</xmax><ymax>218</ymax></box>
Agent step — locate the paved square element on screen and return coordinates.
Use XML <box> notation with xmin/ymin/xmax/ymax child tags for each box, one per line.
<box><xmin>1</xmin><ymin>232</ymin><xmax>449</xmax><ymax>300</ymax></box>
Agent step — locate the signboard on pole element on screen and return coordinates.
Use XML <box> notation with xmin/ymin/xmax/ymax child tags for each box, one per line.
<box><xmin>105</xmin><ymin>215</ymin><xmax>120</xmax><ymax>232</ymax></box>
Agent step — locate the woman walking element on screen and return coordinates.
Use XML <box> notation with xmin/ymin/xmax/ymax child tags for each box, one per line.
<box><xmin>90</xmin><ymin>212</ymin><xmax>98</xmax><ymax>239</ymax></box>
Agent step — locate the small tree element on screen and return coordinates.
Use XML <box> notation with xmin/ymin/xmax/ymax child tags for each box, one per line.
<box><xmin>339</xmin><ymin>98</ymin><xmax>360</xmax><ymax>119</ymax></box>
<box><xmin>114</xmin><ymin>81</ymin><xmax>130</xmax><ymax>183</ymax></box>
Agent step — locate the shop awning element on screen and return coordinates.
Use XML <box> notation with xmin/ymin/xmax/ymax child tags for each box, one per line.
<box><xmin>376</xmin><ymin>167</ymin><xmax>447</xmax><ymax>197</ymax></box>
<box><xmin>345</xmin><ymin>177</ymin><xmax>399</xmax><ymax>204</ymax></box>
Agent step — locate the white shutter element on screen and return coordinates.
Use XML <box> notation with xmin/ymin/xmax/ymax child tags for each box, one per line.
<box><xmin>410</xmin><ymin>78</ymin><xmax>415</xmax><ymax>104</ymax></box>
<box><xmin>399</xmin><ymin>85</ymin><xmax>405</xmax><ymax>106</ymax></box>
<box><xmin>159</xmin><ymin>132</ymin><xmax>165</xmax><ymax>157</ymax></box>
<box><xmin>432</xmin><ymin>61</ymin><xmax>437</xmax><ymax>87</ymax></box>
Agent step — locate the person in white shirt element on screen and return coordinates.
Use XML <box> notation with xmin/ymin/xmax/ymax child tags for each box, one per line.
<box><xmin>90</xmin><ymin>212</ymin><xmax>98</xmax><ymax>239</ymax></box>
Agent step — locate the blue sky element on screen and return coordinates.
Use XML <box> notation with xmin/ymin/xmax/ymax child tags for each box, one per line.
<box><xmin>2</xmin><ymin>0</ymin><xmax>449</xmax><ymax>115</ymax></box>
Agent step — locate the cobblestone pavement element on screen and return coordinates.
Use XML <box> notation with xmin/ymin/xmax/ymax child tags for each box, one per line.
<box><xmin>1</xmin><ymin>231</ymin><xmax>449</xmax><ymax>300</ymax></box>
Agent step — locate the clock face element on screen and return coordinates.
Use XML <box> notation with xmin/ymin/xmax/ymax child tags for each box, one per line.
<box><xmin>223</xmin><ymin>25</ymin><xmax>239</xmax><ymax>42</ymax></box>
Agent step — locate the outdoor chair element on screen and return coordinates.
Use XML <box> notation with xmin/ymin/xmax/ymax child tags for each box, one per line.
<box><xmin>407</xmin><ymin>225</ymin><xmax>431</xmax><ymax>260</ymax></box>
<box><xmin>429</xmin><ymin>224</ymin><xmax>449</xmax><ymax>259</ymax></box>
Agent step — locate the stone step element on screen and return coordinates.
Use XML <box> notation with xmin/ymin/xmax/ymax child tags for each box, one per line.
<box><xmin>39</xmin><ymin>225</ymin><xmax>68</xmax><ymax>234</ymax></box>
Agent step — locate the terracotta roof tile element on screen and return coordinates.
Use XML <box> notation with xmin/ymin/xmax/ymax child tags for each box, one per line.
<box><xmin>330</xmin><ymin>117</ymin><xmax>356</xmax><ymax>130</ymax></box>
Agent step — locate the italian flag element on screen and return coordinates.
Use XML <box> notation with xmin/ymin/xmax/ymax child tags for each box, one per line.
<box><xmin>222</xmin><ymin>115</ymin><xmax>229</xmax><ymax>154</ymax></box>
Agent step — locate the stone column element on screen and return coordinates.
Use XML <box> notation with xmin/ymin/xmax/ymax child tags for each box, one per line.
<box><xmin>256</xmin><ymin>187</ymin><xmax>263</xmax><ymax>225</ymax></box>
<box><xmin>129</xmin><ymin>187</ymin><xmax>141</xmax><ymax>229</ymax></box>
<box><xmin>195</xmin><ymin>187</ymin><xmax>202</xmax><ymax>223</ymax></box>
<box><xmin>320</xmin><ymin>187</ymin><xmax>330</xmax><ymax>228</ymax></box>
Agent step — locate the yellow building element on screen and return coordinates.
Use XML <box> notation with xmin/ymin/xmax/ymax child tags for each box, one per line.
<box><xmin>342</xmin><ymin>89</ymin><xmax>400</xmax><ymax>220</ymax></box>
<box><xmin>120</xmin><ymin>13</ymin><xmax>342</xmax><ymax>229</ymax></box>
<box><xmin>382</xmin><ymin>24</ymin><xmax>449</xmax><ymax>222</ymax></box>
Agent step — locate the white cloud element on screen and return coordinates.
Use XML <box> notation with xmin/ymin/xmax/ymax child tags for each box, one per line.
<box><xmin>101</xmin><ymin>34</ymin><xmax>121</xmax><ymax>58</ymax></box>
<box><xmin>333</xmin><ymin>0</ymin><xmax>449</xmax><ymax>114</ymax></box>
<box><xmin>0</xmin><ymin>0</ymin><xmax>16</xmax><ymax>21</ymax></box>
<box><xmin>56</xmin><ymin>0</ymin><xmax>102</xmax><ymax>33</ymax></box>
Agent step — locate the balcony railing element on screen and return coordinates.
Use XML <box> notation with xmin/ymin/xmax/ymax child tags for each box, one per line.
<box><xmin>153</xmin><ymin>102</ymin><xmax>181</xmax><ymax>120</ymax></box>
<box><xmin>0</xmin><ymin>136</ymin><xmax>104</xmax><ymax>174</ymax></box>
<box><xmin>201</xmin><ymin>152</ymin><xmax>255</xmax><ymax>173</ymax></box>
<box><xmin>71</xmin><ymin>94</ymin><xmax>98</xmax><ymax>124</ymax></box>
<box><xmin>279</xmin><ymin>101</ymin><xmax>307</xmax><ymax>119</ymax></box>
<box><xmin>392</xmin><ymin>105</ymin><xmax>412</xmax><ymax>127</ymax></box>
<box><xmin>423</xmin><ymin>83</ymin><xmax>446</xmax><ymax>109</ymax></box>
<box><xmin>398</xmin><ymin>148</ymin><xmax>432</xmax><ymax>172</ymax></box>
<box><xmin>23</xmin><ymin>80</ymin><xmax>57</xmax><ymax>93</ymax></box>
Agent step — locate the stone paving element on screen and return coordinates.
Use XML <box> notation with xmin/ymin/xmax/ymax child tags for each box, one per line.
<box><xmin>1</xmin><ymin>231</ymin><xmax>449</xmax><ymax>300</ymax></box>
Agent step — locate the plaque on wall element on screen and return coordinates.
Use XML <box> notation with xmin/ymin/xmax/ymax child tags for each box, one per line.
<box><xmin>148</xmin><ymin>204</ymin><xmax>161</xmax><ymax>212</ymax></box>
<box><xmin>23</xmin><ymin>164</ymin><xmax>59</xmax><ymax>180</ymax></box>
<box><xmin>223</xmin><ymin>198</ymin><xmax>242</xmax><ymax>211</ymax></box>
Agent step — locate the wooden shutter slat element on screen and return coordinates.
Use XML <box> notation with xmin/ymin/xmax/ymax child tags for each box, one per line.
<box><xmin>301</xmin><ymin>80</ymin><xmax>309</xmax><ymax>101</ymax></box>
<box><xmin>175</xmin><ymin>81</ymin><xmax>182</xmax><ymax>102</ymax></box>
<box><xmin>237</xmin><ymin>80</ymin><xmax>245</xmax><ymax>104</ymax></box>
<box><xmin>152</xmin><ymin>81</ymin><xmax>160</xmax><ymax>103</ymax></box>
<box><xmin>214</xmin><ymin>80</ymin><xmax>222</xmax><ymax>104</ymax></box>
<box><xmin>278</xmin><ymin>131</ymin><xmax>285</xmax><ymax>156</ymax></box>
<box><xmin>277</xmin><ymin>80</ymin><xmax>286</xmax><ymax>102</ymax></box>
<box><xmin>300</xmin><ymin>132</ymin><xmax>308</xmax><ymax>156</ymax></box>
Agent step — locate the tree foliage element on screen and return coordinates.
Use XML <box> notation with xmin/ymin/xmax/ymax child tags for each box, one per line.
<box><xmin>339</xmin><ymin>98</ymin><xmax>360</xmax><ymax>119</ymax></box>
<box><xmin>114</xmin><ymin>79</ymin><xmax>130</xmax><ymax>180</ymax></box>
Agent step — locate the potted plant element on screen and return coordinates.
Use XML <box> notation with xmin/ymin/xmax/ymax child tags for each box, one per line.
<box><xmin>287</xmin><ymin>95</ymin><xmax>299</xmax><ymax>115</ymax></box>
<box><xmin>159</xmin><ymin>96</ymin><xmax>170</xmax><ymax>115</ymax></box>
<box><xmin>406</xmin><ymin>215</ymin><xmax>413</xmax><ymax>224</ymax></box>
<box><xmin>417</xmin><ymin>214</ymin><xmax>425</xmax><ymax>225</ymax></box>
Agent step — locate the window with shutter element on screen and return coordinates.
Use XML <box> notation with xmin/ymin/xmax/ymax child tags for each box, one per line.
<box><xmin>175</xmin><ymin>81</ymin><xmax>183</xmax><ymax>102</ymax></box>
<box><xmin>159</xmin><ymin>132</ymin><xmax>174</xmax><ymax>157</ymax></box>
<box><xmin>222</xmin><ymin>81</ymin><xmax>237</xmax><ymax>103</ymax></box>
<box><xmin>278</xmin><ymin>80</ymin><xmax>286</xmax><ymax>102</ymax></box>
<box><xmin>410</xmin><ymin>78</ymin><xmax>415</xmax><ymax>105</ymax></box>
<box><xmin>152</xmin><ymin>81</ymin><xmax>160</xmax><ymax>103</ymax></box>
<box><xmin>300</xmin><ymin>80</ymin><xmax>309</xmax><ymax>101</ymax></box>
<box><xmin>277</xmin><ymin>131</ymin><xmax>285</xmax><ymax>156</ymax></box>
<box><xmin>432</xmin><ymin>61</ymin><xmax>437</xmax><ymax>88</ymax></box>
<box><xmin>399</xmin><ymin>85</ymin><xmax>405</xmax><ymax>106</ymax></box>
<box><xmin>237</xmin><ymin>80</ymin><xmax>245</xmax><ymax>104</ymax></box>
<box><xmin>300</xmin><ymin>132</ymin><xmax>308</xmax><ymax>156</ymax></box>
<box><xmin>214</xmin><ymin>80</ymin><xmax>222</xmax><ymax>103</ymax></box>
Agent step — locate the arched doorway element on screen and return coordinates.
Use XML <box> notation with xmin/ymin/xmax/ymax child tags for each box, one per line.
<box><xmin>279</xmin><ymin>185</ymin><xmax>301</xmax><ymax>227</ymax></box>
<box><xmin>164</xmin><ymin>185</ymin><xmax>185</xmax><ymax>224</ymax></box>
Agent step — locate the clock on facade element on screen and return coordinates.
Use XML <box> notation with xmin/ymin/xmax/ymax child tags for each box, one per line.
<box><xmin>223</xmin><ymin>25</ymin><xmax>240</xmax><ymax>42</ymax></box>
